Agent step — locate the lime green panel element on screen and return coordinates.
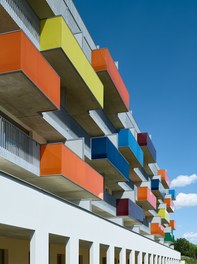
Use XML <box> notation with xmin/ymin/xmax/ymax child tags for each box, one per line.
<box><xmin>158</xmin><ymin>208</ymin><xmax>170</xmax><ymax>222</ymax></box>
<box><xmin>40</xmin><ymin>16</ymin><xmax>104</xmax><ymax>108</ymax></box>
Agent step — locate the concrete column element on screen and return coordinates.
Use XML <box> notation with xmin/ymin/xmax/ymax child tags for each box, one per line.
<box><xmin>150</xmin><ymin>254</ymin><xmax>154</xmax><ymax>264</ymax></box>
<box><xmin>137</xmin><ymin>251</ymin><xmax>142</xmax><ymax>264</ymax></box>
<box><xmin>129</xmin><ymin>250</ymin><xmax>135</xmax><ymax>264</ymax></box>
<box><xmin>66</xmin><ymin>237</ymin><xmax>79</xmax><ymax>264</ymax></box>
<box><xmin>144</xmin><ymin>253</ymin><xmax>149</xmax><ymax>264</ymax></box>
<box><xmin>107</xmin><ymin>245</ymin><xmax>114</xmax><ymax>264</ymax></box>
<box><xmin>158</xmin><ymin>255</ymin><xmax>162</xmax><ymax>264</ymax></box>
<box><xmin>90</xmin><ymin>242</ymin><xmax>100</xmax><ymax>264</ymax></box>
<box><xmin>119</xmin><ymin>248</ymin><xmax>126</xmax><ymax>264</ymax></box>
<box><xmin>30</xmin><ymin>231</ymin><xmax>49</xmax><ymax>264</ymax></box>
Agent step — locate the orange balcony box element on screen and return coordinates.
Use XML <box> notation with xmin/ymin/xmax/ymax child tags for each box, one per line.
<box><xmin>158</xmin><ymin>170</ymin><xmax>170</xmax><ymax>188</ymax></box>
<box><xmin>169</xmin><ymin>220</ymin><xmax>176</xmax><ymax>230</ymax></box>
<box><xmin>92</xmin><ymin>48</ymin><xmax>130</xmax><ymax>129</ymax></box>
<box><xmin>40</xmin><ymin>144</ymin><xmax>104</xmax><ymax>199</ymax></box>
<box><xmin>164</xmin><ymin>198</ymin><xmax>174</xmax><ymax>213</ymax></box>
<box><xmin>0</xmin><ymin>31</ymin><xmax>60</xmax><ymax>140</ymax></box>
<box><xmin>137</xmin><ymin>187</ymin><xmax>157</xmax><ymax>210</ymax></box>
<box><xmin>151</xmin><ymin>223</ymin><xmax>165</xmax><ymax>237</ymax></box>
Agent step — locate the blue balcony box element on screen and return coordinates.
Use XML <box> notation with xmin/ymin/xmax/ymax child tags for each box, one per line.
<box><xmin>168</xmin><ymin>189</ymin><xmax>176</xmax><ymax>200</ymax></box>
<box><xmin>151</xmin><ymin>179</ymin><xmax>165</xmax><ymax>199</ymax></box>
<box><xmin>91</xmin><ymin>137</ymin><xmax>130</xmax><ymax>184</ymax></box>
<box><xmin>118</xmin><ymin>129</ymin><xmax>144</xmax><ymax>168</ymax></box>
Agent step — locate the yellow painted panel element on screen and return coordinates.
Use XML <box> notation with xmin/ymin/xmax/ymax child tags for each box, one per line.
<box><xmin>40</xmin><ymin>16</ymin><xmax>104</xmax><ymax>108</ymax></box>
<box><xmin>158</xmin><ymin>209</ymin><xmax>170</xmax><ymax>222</ymax></box>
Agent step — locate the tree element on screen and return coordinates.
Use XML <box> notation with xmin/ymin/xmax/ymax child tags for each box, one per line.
<box><xmin>174</xmin><ymin>238</ymin><xmax>197</xmax><ymax>258</ymax></box>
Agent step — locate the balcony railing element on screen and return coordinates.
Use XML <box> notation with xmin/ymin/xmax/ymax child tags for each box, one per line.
<box><xmin>0</xmin><ymin>115</ymin><xmax>40</xmax><ymax>168</ymax></box>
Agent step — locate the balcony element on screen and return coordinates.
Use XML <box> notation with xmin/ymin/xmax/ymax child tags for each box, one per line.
<box><xmin>164</xmin><ymin>233</ymin><xmax>175</xmax><ymax>243</ymax></box>
<box><xmin>40</xmin><ymin>16</ymin><xmax>104</xmax><ymax>136</ymax></box>
<box><xmin>40</xmin><ymin>143</ymin><xmax>104</xmax><ymax>200</ymax></box>
<box><xmin>116</xmin><ymin>199</ymin><xmax>144</xmax><ymax>225</ymax></box>
<box><xmin>158</xmin><ymin>209</ymin><xmax>170</xmax><ymax>224</ymax></box>
<box><xmin>158</xmin><ymin>170</ymin><xmax>170</xmax><ymax>188</ymax></box>
<box><xmin>0</xmin><ymin>5</ymin><xmax>19</xmax><ymax>33</ymax></box>
<box><xmin>151</xmin><ymin>179</ymin><xmax>165</xmax><ymax>199</ymax></box>
<box><xmin>169</xmin><ymin>220</ymin><xmax>176</xmax><ymax>230</ymax></box>
<box><xmin>150</xmin><ymin>223</ymin><xmax>165</xmax><ymax>237</ymax></box>
<box><xmin>137</xmin><ymin>187</ymin><xmax>157</xmax><ymax>210</ymax></box>
<box><xmin>0</xmin><ymin>31</ymin><xmax>62</xmax><ymax>141</ymax></box>
<box><xmin>168</xmin><ymin>189</ymin><xmax>176</xmax><ymax>200</ymax></box>
<box><xmin>0</xmin><ymin>115</ymin><xmax>40</xmax><ymax>177</ymax></box>
<box><xmin>137</xmin><ymin>133</ymin><xmax>156</xmax><ymax>163</ymax></box>
<box><xmin>92</xmin><ymin>48</ymin><xmax>130</xmax><ymax>129</ymax></box>
<box><xmin>90</xmin><ymin>137</ymin><xmax>130</xmax><ymax>190</ymax></box>
<box><xmin>164</xmin><ymin>198</ymin><xmax>174</xmax><ymax>213</ymax></box>
<box><xmin>118</xmin><ymin>129</ymin><xmax>144</xmax><ymax>168</ymax></box>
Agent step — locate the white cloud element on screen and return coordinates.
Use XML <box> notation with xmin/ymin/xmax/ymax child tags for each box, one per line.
<box><xmin>174</xmin><ymin>193</ymin><xmax>197</xmax><ymax>209</ymax></box>
<box><xmin>182</xmin><ymin>232</ymin><xmax>197</xmax><ymax>242</ymax></box>
<box><xmin>170</xmin><ymin>174</ymin><xmax>197</xmax><ymax>188</ymax></box>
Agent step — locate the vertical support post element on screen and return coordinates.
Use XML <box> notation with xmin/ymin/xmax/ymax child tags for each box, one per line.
<box><xmin>66</xmin><ymin>237</ymin><xmax>79</xmax><ymax>264</ymax></box>
<box><xmin>30</xmin><ymin>231</ymin><xmax>49</xmax><ymax>264</ymax></box>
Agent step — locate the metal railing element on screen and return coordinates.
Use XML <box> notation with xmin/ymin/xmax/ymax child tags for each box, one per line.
<box><xmin>0</xmin><ymin>115</ymin><xmax>40</xmax><ymax>168</ymax></box>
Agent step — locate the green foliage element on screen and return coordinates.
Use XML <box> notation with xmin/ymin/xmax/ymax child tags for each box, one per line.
<box><xmin>174</xmin><ymin>238</ymin><xmax>197</xmax><ymax>259</ymax></box>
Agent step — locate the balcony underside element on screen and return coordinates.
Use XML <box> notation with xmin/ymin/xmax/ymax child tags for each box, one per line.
<box><xmin>32</xmin><ymin>175</ymin><xmax>102</xmax><ymax>201</ymax></box>
<box><xmin>97</xmin><ymin>71</ymin><xmax>128</xmax><ymax>129</ymax></box>
<box><xmin>0</xmin><ymin>5</ymin><xmax>19</xmax><ymax>33</ymax></box>
<box><xmin>119</xmin><ymin>147</ymin><xmax>142</xmax><ymax>168</ymax></box>
<box><xmin>26</xmin><ymin>0</ymin><xmax>54</xmax><ymax>19</ymax></box>
<box><xmin>152</xmin><ymin>189</ymin><xmax>164</xmax><ymax>200</ymax></box>
<box><xmin>0</xmin><ymin>71</ymin><xmax>63</xmax><ymax>141</ymax></box>
<box><xmin>136</xmin><ymin>200</ymin><xmax>155</xmax><ymax>211</ymax></box>
<box><xmin>42</xmin><ymin>49</ymin><xmax>103</xmax><ymax>136</ymax></box>
<box><xmin>88</xmin><ymin>159</ymin><xmax>128</xmax><ymax>191</ymax></box>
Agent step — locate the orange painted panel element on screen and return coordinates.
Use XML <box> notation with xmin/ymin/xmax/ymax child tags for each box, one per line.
<box><xmin>40</xmin><ymin>144</ymin><xmax>104</xmax><ymax>198</ymax></box>
<box><xmin>169</xmin><ymin>220</ymin><xmax>176</xmax><ymax>230</ymax></box>
<box><xmin>158</xmin><ymin>169</ymin><xmax>170</xmax><ymax>187</ymax></box>
<box><xmin>138</xmin><ymin>187</ymin><xmax>157</xmax><ymax>209</ymax></box>
<box><xmin>0</xmin><ymin>31</ymin><xmax>60</xmax><ymax>109</ymax></box>
<box><xmin>151</xmin><ymin>223</ymin><xmax>165</xmax><ymax>237</ymax></box>
<box><xmin>92</xmin><ymin>48</ymin><xmax>130</xmax><ymax>110</ymax></box>
<box><xmin>164</xmin><ymin>198</ymin><xmax>174</xmax><ymax>210</ymax></box>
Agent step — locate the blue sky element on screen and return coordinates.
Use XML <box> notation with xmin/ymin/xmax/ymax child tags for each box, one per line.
<box><xmin>74</xmin><ymin>0</ymin><xmax>197</xmax><ymax>243</ymax></box>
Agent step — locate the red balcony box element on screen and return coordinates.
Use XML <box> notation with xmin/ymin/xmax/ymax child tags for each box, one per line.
<box><xmin>164</xmin><ymin>198</ymin><xmax>174</xmax><ymax>213</ymax></box>
<box><xmin>137</xmin><ymin>133</ymin><xmax>156</xmax><ymax>163</ymax></box>
<box><xmin>169</xmin><ymin>220</ymin><xmax>176</xmax><ymax>230</ymax></box>
<box><xmin>151</xmin><ymin>223</ymin><xmax>165</xmax><ymax>237</ymax></box>
<box><xmin>158</xmin><ymin>170</ymin><xmax>170</xmax><ymax>188</ymax></box>
<box><xmin>0</xmin><ymin>31</ymin><xmax>61</xmax><ymax>141</ymax></box>
<box><xmin>92</xmin><ymin>48</ymin><xmax>130</xmax><ymax>129</ymax></box>
<box><xmin>137</xmin><ymin>187</ymin><xmax>157</xmax><ymax>210</ymax></box>
<box><xmin>40</xmin><ymin>144</ymin><xmax>104</xmax><ymax>200</ymax></box>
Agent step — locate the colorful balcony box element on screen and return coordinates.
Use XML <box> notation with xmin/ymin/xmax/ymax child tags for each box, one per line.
<box><xmin>158</xmin><ymin>170</ymin><xmax>170</xmax><ymax>188</ymax></box>
<box><xmin>168</xmin><ymin>189</ymin><xmax>176</xmax><ymax>200</ymax></box>
<box><xmin>137</xmin><ymin>187</ymin><xmax>157</xmax><ymax>210</ymax></box>
<box><xmin>92</xmin><ymin>48</ymin><xmax>130</xmax><ymax>129</ymax></box>
<box><xmin>158</xmin><ymin>209</ymin><xmax>170</xmax><ymax>224</ymax></box>
<box><xmin>164</xmin><ymin>233</ymin><xmax>175</xmax><ymax>243</ymax></box>
<box><xmin>164</xmin><ymin>198</ymin><xmax>174</xmax><ymax>213</ymax></box>
<box><xmin>91</xmin><ymin>137</ymin><xmax>130</xmax><ymax>190</ymax></box>
<box><xmin>118</xmin><ymin>129</ymin><xmax>144</xmax><ymax>168</ymax></box>
<box><xmin>40</xmin><ymin>143</ymin><xmax>104</xmax><ymax>200</ymax></box>
<box><xmin>169</xmin><ymin>220</ymin><xmax>176</xmax><ymax>230</ymax></box>
<box><xmin>0</xmin><ymin>31</ymin><xmax>61</xmax><ymax>141</ymax></box>
<box><xmin>116</xmin><ymin>199</ymin><xmax>144</xmax><ymax>224</ymax></box>
<box><xmin>150</xmin><ymin>223</ymin><xmax>165</xmax><ymax>237</ymax></box>
<box><xmin>151</xmin><ymin>179</ymin><xmax>165</xmax><ymax>199</ymax></box>
<box><xmin>40</xmin><ymin>16</ymin><xmax>104</xmax><ymax>135</ymax></box>
<box><xmin>137</xmin><ymin>133</ymin><xmax>156</xmax><ymax>163</ymax></box>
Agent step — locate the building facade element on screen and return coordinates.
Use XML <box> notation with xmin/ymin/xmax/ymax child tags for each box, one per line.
<box><xmin>0</xmin><ymin>0</ymin><xmax>180</xmax><ymax>263</ymax></box>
